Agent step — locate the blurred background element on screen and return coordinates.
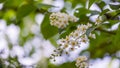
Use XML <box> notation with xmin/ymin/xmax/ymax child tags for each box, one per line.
<box><xmin>0</xmin><ymin>0</ymin><xmax>120</xmax><ymax>68</ymax></box>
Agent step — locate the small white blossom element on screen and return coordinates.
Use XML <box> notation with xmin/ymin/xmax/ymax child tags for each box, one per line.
<box><xmin>95</xmin><ymin>17</ymin><xmax>102</xmax><ymax>25</ymax></box>
<box><xmin>50</xmin><ymin>12</ymin><xmax>78</xmax><ymax>28</ymax></box>
<box><xmin>75</xmin><ymin>56</ymin><xmax>88</xmax><ymax>68</ymax></box>
<box><xmin>89</xmin><ymin>33</ymin><xmax>96</xmax><ymax>39</ymax></box>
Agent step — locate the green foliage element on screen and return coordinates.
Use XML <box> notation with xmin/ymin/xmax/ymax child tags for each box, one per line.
<box><xmin>87</xmin><ymin>25</ymin><xmax>120</xmax><ymax>58</ymax></box>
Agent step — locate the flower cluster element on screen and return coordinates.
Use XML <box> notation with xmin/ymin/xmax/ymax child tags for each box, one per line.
<box><xmin>95</xmin><ymin>17</ymin><xmax>102</xmax><ymax>25</ymax></box>
<box><xmin>50</xmin><ymin>23</ymin><xmax>93</xmax><ymax>61</ymax></box>
<box><xmin>75</xmin><ymin>56</ymin><xmax>88</xmax><ymax>68</ymax></box>
<box><xmin>49</xmin><ymin>12</ymin><xmax>78</xmax><ymax>28</ymax></box>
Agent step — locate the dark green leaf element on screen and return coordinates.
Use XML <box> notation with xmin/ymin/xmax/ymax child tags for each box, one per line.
<box><xmin>97</xmin><ymin>1</ymin><xmax>106</xmax><ymax>10</ymax></box>
<box><xmin>75</xmin><ymin>8</ymin><xmax>90</xmax><ymax>17</ymax></box>
<box><xmin>41</xmin><ymin>14</ymin><xmax>58</xmax><ymax>39</ymax></box>
<box><xmin>110</xmin><ymin>4</ymin><xmax>120</xmax><ymax>10</ymax></box>
<box><xmin>16</xmin><ymin>4</ymin><xmax>36</xmax><ymax>21</ymax></box>
<box><xmin>0</xmin><ymin>0</ymin><xmax>6</xmax><ymax>3</ymax></box>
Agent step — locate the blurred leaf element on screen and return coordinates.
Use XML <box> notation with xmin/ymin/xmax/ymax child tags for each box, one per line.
<box><xmin>4</xmin><ymin>0</ymin><xmax>24</xmax><ymax>8</ymax></box>
<box><xmin>16</xmin><ymin>4</ymin><xmax>36</xmax><ymax>21</ymax></box>
<box><xmin>75</xmin><ymin>8</ymin><xmax>90</xmax><ymax>17</ymax></box>
<box><xmin>66</xmin><ymin>0</ymin><xmax>86</xmax><ymax>7</ymax></box>
<box><xmin>41</xmin><ymin>14</ymin><xmax>58</xmax><ymax>39</ymax></box>
<box><xmin>100</xmin><ymin>9</ymin><xmax>109</xmax><ymax>16</ymax></box>
<box><xmin>109</xmin><ymin>4</ymin><xmax>120</xmax><ymax>10</ymax></box>
<box><xmin>74</xmin><ymin>8</ymin><xmax>90</xmax><ymax>22</ymax></box>
<box><xmin>0</xmin><ymin>0</ymin><xmax>6</xmax><ymax>3</ymax></box>
<box><xmin>105</xmin><ymin>9</ymin><xmax>120</xmax><ymax>20</ymax></box>
<box><xmin>49</xmin><ymin>34</ymin><xmax>59</xmax><ymax>47</ymax></box>
<box><xmin>87</xmin><ymin>25</ymin><xmax>120</xmax><ymax>58</ymax></box>
<box><xmin>3</xmin><ymin>10</ymin><xmax>16</xmax><ymax>25</ymax></box>
<box><xmin>97</xmin><ymin>1</ymin><xmax>106</xmax><ymax>10</ymax></box>
<box><xmin>29</xmin><ymin>47</ymin><xmax>35</xmax><ymax>56</ymax></box>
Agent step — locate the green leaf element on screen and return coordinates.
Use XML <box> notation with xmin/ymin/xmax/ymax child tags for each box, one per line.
<box><xmin>49</xmin><ymin>34</ymin><xmax>59</xmax><ymax>47</ymax></box>
<box><xmin>0</xmin><ymin>0</ymin><xmax>6</xmax><ymax>3</ymax></box>
<box><xmin>4</xmin><ymin>0</ymin><xmax>24</xmax><ymax>8</ymax></box>
<box><xmin>97</xmin><ymin>1</ymin><xmax>106</xmax><ymax>10</ymax></box>
<box><xmin>74</xmin><ymin>8</ymin><xmax>90</xmax><ymax>22</ymax></box>
<box><xmin>100</xmin><ymin>9</ymin><xmax>109</xmax><ymax>16</ymax></box>
<box><xmin>110</xmin><ymin>4</ymin><xmax>120</xmax><ymax>10</ymax></box>
<box><xmin>41</xmin><ymin>14</ymin><xmax>58</xmax><ymax>39</ymax></box>
<box><xmin>16</xmin><ymin>4</ymin><xmax>36</xmax><ymax>21</ymax></box>
<box><xmin>75</xmin><ymin>8</ymin><xmax>90</xmax><ymax>17</ymax></box>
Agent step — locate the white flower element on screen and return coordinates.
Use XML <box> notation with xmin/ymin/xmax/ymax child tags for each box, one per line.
<box><xmin>95</xmin><ymin>17</ymin><xmax>102</xmax><ymax>25</ymax></box>
<box><xmin>50</xmin><ymin>12</ymin><xmax>78</xmax><ymax>28</ymax></box>
<box><xmin>89</xmin><ymin>33</ymin><xmax>96</xmax><ymax>39</ymax></box>
<box><xmin>75</xmin><ymin>56</ymin><xmax>88</xmax><ymax>68</ymax></box>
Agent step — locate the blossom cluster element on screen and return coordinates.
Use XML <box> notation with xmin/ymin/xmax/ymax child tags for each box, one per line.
<box><xmin>49</xmin><ymin>12</ymin><xmax>79</xmax><ymax>28</ymax></box>
<box><xmin>50</xmin><ymin>23</ymin><xmax>95</xmax><ymax>61</ymax></box>
<box><xmin>75</xmin><ymin>56</ymin><xmax>88</xmax><ymax>68</ymax></box>
<box><xmin>95</xmin><ymin>17</ymin><xmax>102</xmax><ymax>25</ymax></box>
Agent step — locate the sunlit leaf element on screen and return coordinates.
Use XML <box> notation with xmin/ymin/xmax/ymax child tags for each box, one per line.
<box><xmin>4</xmin><ymin>0</ymin><xmax>24</xmax><ymax>8</ymax></box>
